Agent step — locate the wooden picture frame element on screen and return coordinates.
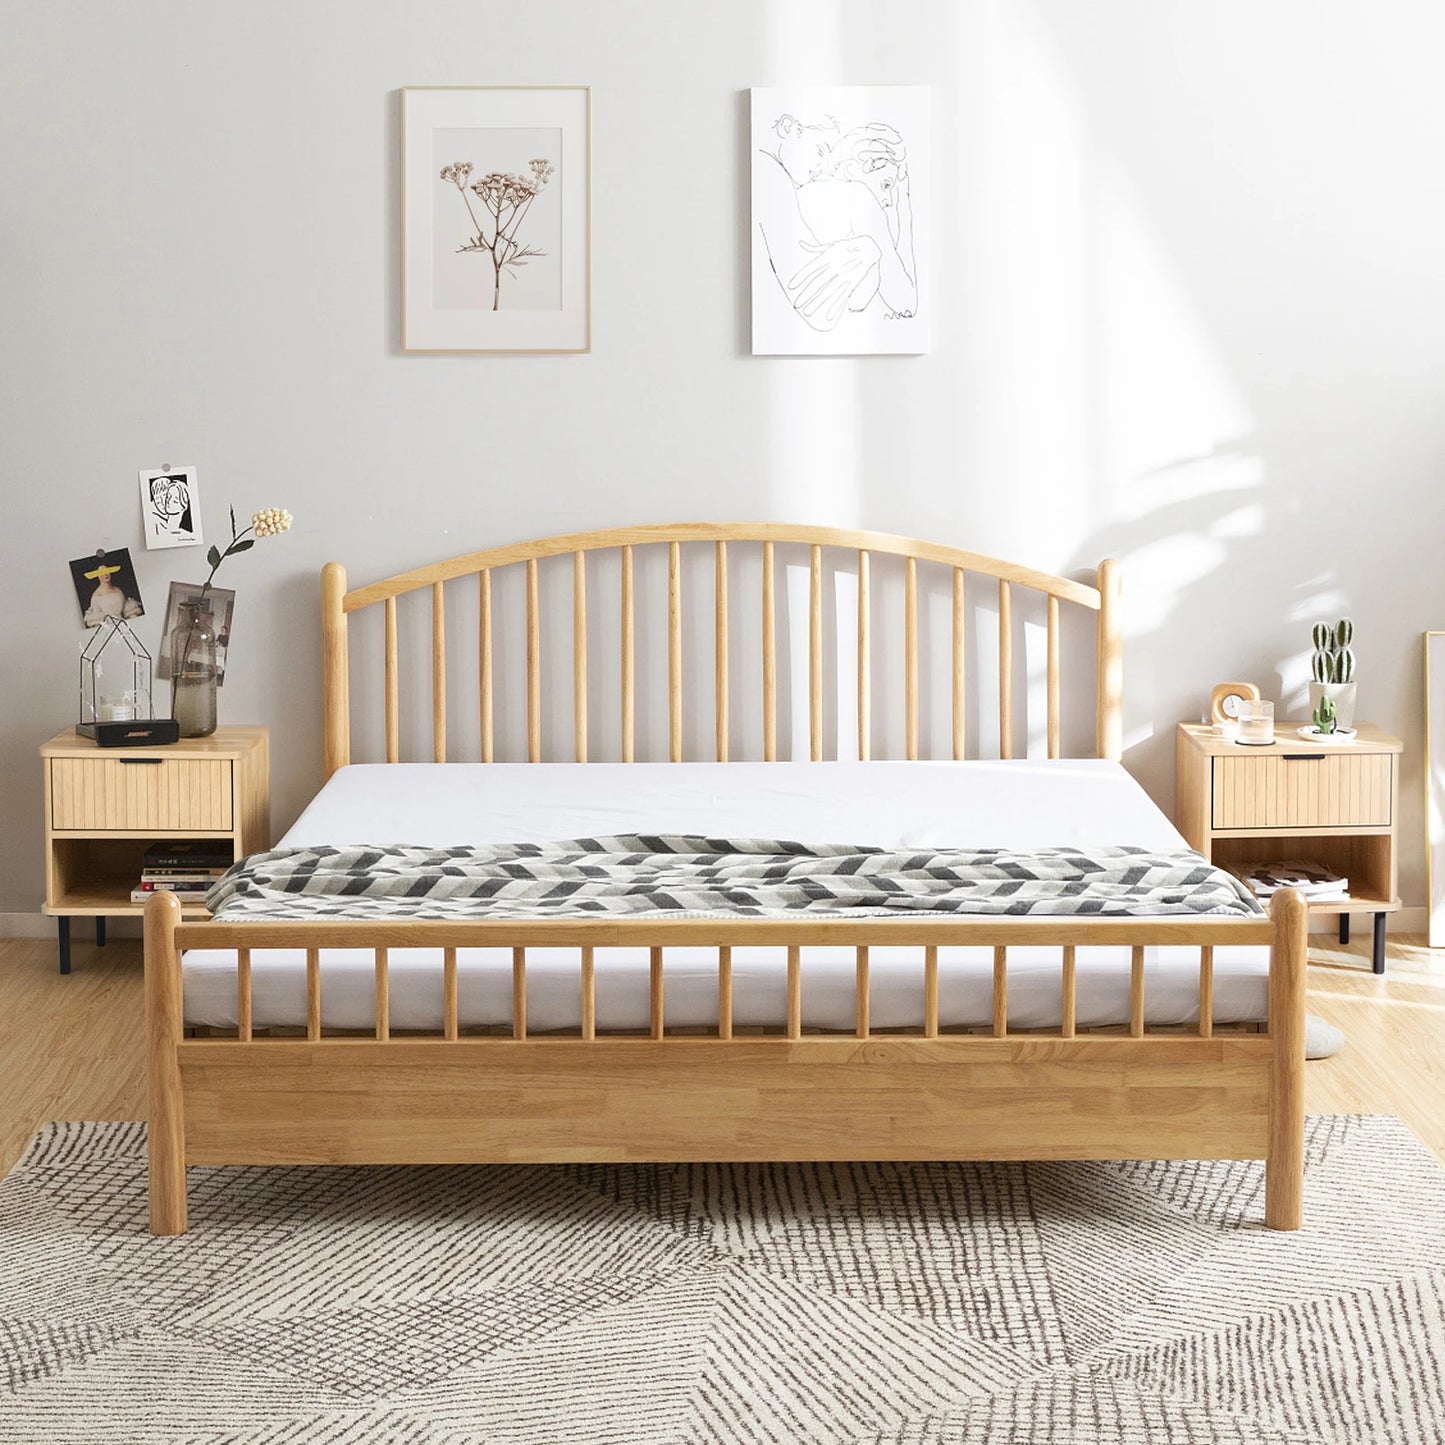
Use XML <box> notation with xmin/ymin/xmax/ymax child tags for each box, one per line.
<box><xmin>402</xmin><ymin>86</ymin><xmax>591</xmax><ymax>353</ymax></box>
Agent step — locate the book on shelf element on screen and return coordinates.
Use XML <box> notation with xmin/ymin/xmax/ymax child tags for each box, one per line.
<box><xmin>1228</xmin><ymin>859</ymin><xmax>1349</xmax><ymax>901</ymax></box>
<box><xmin>137</xmin><ymin>876</ymin><xmax>221</xmax><ymax>891</ymax></box>
<box><xmin>142</xmin><ymin>840</ymin><xmax>233</xmax><ymax>870</ymax></box>
<box><xmin>130</xmin><ymin>885</ymin><xmax>212</xmax><ymax>903</ymax></box>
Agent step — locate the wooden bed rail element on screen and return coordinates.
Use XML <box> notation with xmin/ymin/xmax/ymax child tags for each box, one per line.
<box><xmin>320</xmin><ymin>523</ymin><xmax>1122</xmax><ymax>775</ymax></box>
<box><xmin>182</xmin><ymin>932</ymin><xmax>1273</xmax><ymax>1048</ymax></box>
<box><xmin>174</xmin><ymin>915</ymin><xmax>1276</xmax><ymax>951</ymax></box>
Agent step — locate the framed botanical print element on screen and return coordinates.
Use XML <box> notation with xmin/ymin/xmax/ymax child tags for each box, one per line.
<box><xmin>402</xmin><ymin>86</ymin><xmax>591</xmax><ymax>353</ymax></box>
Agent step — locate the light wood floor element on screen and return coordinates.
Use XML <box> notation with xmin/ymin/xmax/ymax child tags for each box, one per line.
<box><xmin>2</xmin><ymin>933</ymin><xmax>1443</xmax><ymax>1177</ymax></box>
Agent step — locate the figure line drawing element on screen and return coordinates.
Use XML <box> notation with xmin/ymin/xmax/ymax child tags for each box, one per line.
<box><xmin>757</xmin><ymin>112</ymin><xmax>918</xmax><ymax>333</ymax></box>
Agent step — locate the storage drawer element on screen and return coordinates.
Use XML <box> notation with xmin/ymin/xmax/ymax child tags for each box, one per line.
<box><xmin>50</xmin><ymin>757</ymin><xmax>233</xmax><ymax>832</ymax></box>
<box><xmin>1212</xmin><ymin>752</ymin><xmax>1392</xmax><ymax>830</ymax></box>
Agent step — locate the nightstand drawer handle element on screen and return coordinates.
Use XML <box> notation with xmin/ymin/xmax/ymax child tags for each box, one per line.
<box><xmin>1282</xmin><ymin>754</ymin><xmax>1326</xmax><ymax>762</ymax></box>
<box><xmin>118</xmin><ymin>757</ymin><xmax>165</xmax><ymax>765</ymax></box>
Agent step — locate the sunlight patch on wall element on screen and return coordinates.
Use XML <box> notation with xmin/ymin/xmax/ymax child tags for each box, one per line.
<box><xmin>761</xmin><ymin>0</ymin><xmax>863</xmax><ymax>525</ymax></box>
<box><xmin>1097</xmin><ymin>162</ymin><xmax>1256</xmax><ymax>513</ymax></box>
<box><xmin>966</xmin><ymin>0</ymin><xmax>1089</xmax><ymax>566</ymax></box>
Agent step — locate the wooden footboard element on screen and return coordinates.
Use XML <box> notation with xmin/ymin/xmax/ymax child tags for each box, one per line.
<box><xmin>144</xmin><ymin>890</ymin><xmax>1308</xmax><ymax>1236</ymax></box>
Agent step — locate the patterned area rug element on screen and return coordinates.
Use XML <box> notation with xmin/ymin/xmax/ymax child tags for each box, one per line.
<box><xmin>2</xmin><ymin>1118</ymin><xmax>1444</xmax><ymax>1444</ymax></box>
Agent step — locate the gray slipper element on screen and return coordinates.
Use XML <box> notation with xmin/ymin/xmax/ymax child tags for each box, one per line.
<box><xmin>1305</xmin><ymin>1014</ymin><xmax>1344</xmax><ymax>1060</ymax></box>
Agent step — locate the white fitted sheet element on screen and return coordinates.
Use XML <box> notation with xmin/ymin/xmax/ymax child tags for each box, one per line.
<box><xmin>183</xmin><ymin>761</ymin><xmax>1269</xmax><ymax>1030</ymax></box>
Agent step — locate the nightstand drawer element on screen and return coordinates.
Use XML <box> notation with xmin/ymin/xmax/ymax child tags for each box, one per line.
<box><xmin>50</xmin><ymin>757</ymin><xmax>233</xmax><ymax>832</ymax></box>
<box><xmin>1212</xmin><ymin>752</ymin><xmax>1392</xmax><ymax>830</ymax></box>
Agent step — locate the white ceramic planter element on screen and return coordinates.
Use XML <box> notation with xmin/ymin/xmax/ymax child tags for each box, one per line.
<box><xmin>1308</xmin><ymin>680</ymin><xmax>1357</xmax><ymax>730</ymax></box>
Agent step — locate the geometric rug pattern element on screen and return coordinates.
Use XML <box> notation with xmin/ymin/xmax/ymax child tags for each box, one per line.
<box><xmin>2</xmin><ymin>1116</ymin><xmax>1444</xmax><ymax>1443</ymax></box>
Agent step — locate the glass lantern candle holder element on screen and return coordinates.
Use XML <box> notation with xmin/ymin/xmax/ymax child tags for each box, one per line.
<box><xmin>78</xmin><ymin>617</ymin><xmax>154</xmax><ymax>738</ymax></box>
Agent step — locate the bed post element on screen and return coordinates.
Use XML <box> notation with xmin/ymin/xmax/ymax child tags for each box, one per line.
<box><xmin>144</xmin><ymin>890</ymin><xmax>187</xmax><ymax>1236</ymax></box>
<box><xmin>1265</xmin><ymin>886</ymin><xmax>1308</xmax><ymax>1230</ymax></box>
<box><xmin>322</xmin><ymin>561</ymin><xmax>350</xmax><ymax>779</ymax></box>
<box><xmin>1095</xmin><ymin>558</ymin><xmax>1122</xmax><ymax>761</ymax></box>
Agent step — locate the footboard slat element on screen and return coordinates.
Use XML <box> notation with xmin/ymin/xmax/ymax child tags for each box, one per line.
<box><xmin>305</xmin><ymin>948</ymin><xmax>320</xmax><ymax>1041</ymax></box>
<box><xmin>237</xmin><ymin>948</ymin><xmax>252</xmax><ymax>1043</ymax></box>
<box><xmin>1199</xmin><ymin>945</ymin><xmax>1214</xmax><ymax>1038</ymax></box>
<box><xmin>923</xmin><ymin>945</ymin><xmax>939</xmax><ymax>1038</ymax></box>
<box><xmin>512</xmin><ymin>947</ymin><xmax>526</xmax><ymax>1040</ymax></box>
<box><xmin>581</xmin><ymin>945</ymin><xmax>596</xmax><ymax>1041</ymax></box>
<box><xmin>718</xmin><ymin>945</ymin><xmax>732</xmax><ymax>1040</ymax></box>
<box><xmin>855</xmin><ymin>946</ymin><xmax>870</xmax><ymax>1039</ymax></box>
<box><xmin>992</xmin><ymin>946</ymin><xmax>1007</xmax><ymax>1037</ymax></box>
<box><xmin>1061</xmin><ymin>945</ymin><xmax>1076</xmax><ymax>1038</ymax></box>
<box><xmin>1130</xmin><ymin>944</ymin><xmax>1146</xmax><ymax>1038</ymax></box>
<box><xmin>375</xmin><ymin>948</ymin><xmax>389</xmax><ymax>1041</ymax></box>
<box><xmin>443</xmin><ymin>947</ymin><xmax>458</xmax><ymax>1042</ymax></box>
<box><xmin>787</xmin><ymin>945</ymin><xmax>802</xmax><ymax>1040</ymax></box>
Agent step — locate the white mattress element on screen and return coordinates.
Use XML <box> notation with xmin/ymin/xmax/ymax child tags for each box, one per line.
<box><xmin>183</xmin><ymin>761</ymin><xmax>1269</xmax><ymax>1031</ymax></box>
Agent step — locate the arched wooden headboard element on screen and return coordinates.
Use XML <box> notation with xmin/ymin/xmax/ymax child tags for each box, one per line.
<box><xmin>320</xmin><ymin>523</ymin><xmax>1121</xmax><ymax>776</ymax></box>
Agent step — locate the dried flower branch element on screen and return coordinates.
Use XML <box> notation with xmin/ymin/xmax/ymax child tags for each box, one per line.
<box><xmin>199</xmin><ymin>506</ymin><xmax>293</xmax><ymax>596</ymax></box>
<box><xmin>439</xmin><ymin>156</ymin><xmax>555</xmax><ymax>310</ymax></box>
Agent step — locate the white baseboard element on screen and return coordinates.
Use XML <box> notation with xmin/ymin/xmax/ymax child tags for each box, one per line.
<box><xmin>0</xmin><ymin>912</ymin><xmax>141</xmax><ymax>940</ymax></box>
<box><xmin>0</xmin><ymin>913</ymin><xmax>53</xmax><ymax>938</ymax></box>
<box><xmin>1308</xmin><ymin>905</ymin><xmax>1426</xmax><ymax>935</ymax></box>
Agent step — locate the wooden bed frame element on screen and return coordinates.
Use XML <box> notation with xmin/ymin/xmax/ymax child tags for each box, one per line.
<box><xmin>144</xmin><ymin>523</ymin><xmax>1307</xmax><ymax>1236</ymax></box>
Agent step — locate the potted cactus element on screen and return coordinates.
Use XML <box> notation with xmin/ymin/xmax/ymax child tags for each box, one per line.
<box><xmin>1308</xmin><ymin>618</ymin><xmax>1357</xmax><ymax>730</ymax></box>
<box><xmin>1301</xmin><ymin>690</ymin><xmax>1356</xmax><ymax>743</ymax></box>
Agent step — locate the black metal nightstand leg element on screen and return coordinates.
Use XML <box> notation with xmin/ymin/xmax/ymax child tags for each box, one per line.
<box><xmin>57</xmin><ymin>917</ymin><xmax>71</xmax><ymax>975</ymax></box>
<box><xmin>1372</xmin><ymin>912</ymin><xmax>1387</xmax><ymax>975</ymax></box>
<box><xmin>95</xmin><ymin>916</ymin><xmax>106</xmax><ymax>947</ymax></box>
<box><xmin>1339</xmin><ymin>914</ymin><xmax>1350</xmax><ymax>946</ymax></box>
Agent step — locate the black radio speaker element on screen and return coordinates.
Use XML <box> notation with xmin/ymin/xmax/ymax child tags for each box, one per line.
<box><xmin>78</xmin><ymin>719</ymin><xmax>182</xmax><ymax>747</ymax></box>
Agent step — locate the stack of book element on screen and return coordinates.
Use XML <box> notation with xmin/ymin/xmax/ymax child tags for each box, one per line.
<box><xmin>1228</xmin><ymin>858</ymin><xmax>1350</xmax><ymax>903</ymax></box>
<box><xmin>130</xmin><ymin>841</ymin><xmax>232</xmax><ymax>904</ymax></box>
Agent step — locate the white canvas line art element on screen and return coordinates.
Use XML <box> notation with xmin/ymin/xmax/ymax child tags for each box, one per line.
<box><xmin>751</xmin><ymin>86</ymin><xmax>930</xmax><ymax>356</ymax></box>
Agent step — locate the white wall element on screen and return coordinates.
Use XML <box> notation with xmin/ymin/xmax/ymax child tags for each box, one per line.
<box><xmin>3</xmin><ymin>0</ymin><xmax>1444</xmax><ymax>917</ymax></box>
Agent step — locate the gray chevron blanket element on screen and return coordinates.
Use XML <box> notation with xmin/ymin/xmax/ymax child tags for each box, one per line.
<box><xmin>206</xmin><ymin>837</ymin><xmax>1263</xmax><ymax>921</ymax></box>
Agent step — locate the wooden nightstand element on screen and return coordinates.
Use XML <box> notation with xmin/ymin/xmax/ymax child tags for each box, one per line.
<box><xmin>39</xmin><ymin>725</ymin><xmax>269</xmax><ymax>974</ymax></box>
<box><xmin>1176</xmin><ymin>721</ymin><xmax>1401</xmax><ymax>974</ymax></box>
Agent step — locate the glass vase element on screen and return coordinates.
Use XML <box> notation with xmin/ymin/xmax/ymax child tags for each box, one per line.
<box><xmin>170</xmin><ymin>599</ymin><xmax>218</xmax><ymax>738</ymax></box>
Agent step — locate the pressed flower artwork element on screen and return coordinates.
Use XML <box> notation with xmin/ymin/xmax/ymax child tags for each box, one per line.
<box><xmin>404</xmin><ymin>89</ymin><xmax>590</xmax><ymax>352</ymax></box>
<box><xmin>434</xmin><ymin>132</ymin><xmax>561</xmax><ymax>311</ymax></box>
